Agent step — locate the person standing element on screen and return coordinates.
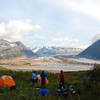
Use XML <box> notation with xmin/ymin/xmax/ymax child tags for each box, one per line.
<box><xmin>32</xmin><ymin>72</ymin><xmax>37</xmax><ymax>87</ymax></box>
<box><xmin>36</xmin><ymin>74</ymin><xmax>41</xmax><ymax>84</ymax></box>
<box><xmin>40</xmin><ymin>71</ymin><xmax>47</xmax><ymax>88</ymax></box>
<box><xmin>59</xmin><ymin>70</ymin><xmax>65</xmax><ymax>88</ymax></box>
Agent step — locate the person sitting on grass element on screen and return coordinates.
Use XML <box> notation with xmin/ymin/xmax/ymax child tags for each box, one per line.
<box><xmin>32</xmin><ymin>72</ymin><xmax>37</xmax><ymax>87</ymax></box>
<box><xmin>40</xmin><ymin>71</ymin><xmax>47</xmax><ymax>88</ymax></box>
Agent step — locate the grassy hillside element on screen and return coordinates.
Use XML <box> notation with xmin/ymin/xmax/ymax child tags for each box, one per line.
<box><xmin>0</xmin><ymin>68</ymin><xmax>100</xmax><ymax>100</ymax></box>
<box><xmin>0</xmin><ymin>66</ymin><xmax>8</xmax><ymax>70</ymax></box>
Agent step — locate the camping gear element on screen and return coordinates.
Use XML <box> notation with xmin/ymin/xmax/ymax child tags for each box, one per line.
<box><xmin>46</xmin><ymin>78</ymin><xmax>48</xmax><ymax>84</ymax></box>
<box><xmin>56</xmin><ymin>87</ymin><xmax>68</xmax><ymax>96</ymax></box>
<box><xmin>0</xmin><ymin>77</ymin><xmax>4</xmax><ymax>86</ymax></box>
<box><xmin>69</xmin><ymin>85</ymin><xmax>76</xmax><ymax>94</ymax></box>
<box><xmin>0</xmin><ymin>75</ymin><xmax>16</xmax><ymax>87</ymax></box>
<box><xmin>69</xmin><ymin>84</ymin><xmax>80</xmax><ymax>96</ymax></box>
<box><xmin>68</xmin><ymin>84</ymin><xmax>81</xmax><ymax>100</ymax></box>
<box><xmin>38</xmin><ymin>89</ymin><xmax>49</xmax><ymax>95</ymax></box>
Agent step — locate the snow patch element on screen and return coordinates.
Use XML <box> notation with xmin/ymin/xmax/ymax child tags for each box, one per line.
<box><xmin>33</xmin><ymin>48</ymin><xmax>40</xmax><ymax>53</ymax></box>
<box><xmin>10</xmin><ymin>43</ymin><xmax>16</xmax><ymax>47</ymax></box>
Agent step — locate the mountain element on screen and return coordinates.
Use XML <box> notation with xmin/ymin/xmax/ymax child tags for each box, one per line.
<box><xmin>78</xmin><ymin>40</ymin><xmax>100</xmax><ymax>60</ymax></box>
<box><xmin>32</xmin><ymin>46</ymin><xmax>82</xmax><ymax>57</ymax></box>
<box><xmin>33</xmin><ymin>47</ymin><xmax>56</xmax><ymax>56</ymax></box>
<box><xmin>0</xmin><ymin>39</ymin><xmax>37</xmax><ymax>59</ymax></box>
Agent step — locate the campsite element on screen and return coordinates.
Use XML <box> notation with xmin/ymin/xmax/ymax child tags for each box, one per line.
<box><xmin>0</xmin><ymin>0</ymin><xmax>100</xmax><ymax>100</ymax></box>
<box><xmin>0</xmin><ymin>65</ymin><xmax>100</xmax><ymax>100</ymax></box>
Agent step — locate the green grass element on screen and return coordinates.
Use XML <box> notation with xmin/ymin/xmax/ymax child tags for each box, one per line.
<box><xmin>0</xmin><ymin>66</ymin><xmax>8</xmax><ymax>70</ymax></box>
<box><xmin>0</xmin><ymin>69</ymin><xmax>100</xmax><ymax>100</ymax></box>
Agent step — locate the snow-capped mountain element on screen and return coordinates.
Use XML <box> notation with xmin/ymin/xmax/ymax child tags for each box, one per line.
<box><xmin>32</xmin><ymin>46</ymin><xmax>82</xmax><ymax>57</ymax></box>
<box><xmin>0</xmin><ymin>39</ymin><xmax>37</xmax><ymax>59</ymax></box>
<box><xmin>0</xmin><ymin>39</ymin><xmax>82</xmax><ymax>59</ymax></box>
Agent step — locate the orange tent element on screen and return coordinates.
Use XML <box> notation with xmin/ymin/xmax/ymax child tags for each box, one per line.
<box><xmin>0</xmin><ymin>77</ymin><xmax>4</xmax><ymax>86</ymax></box>
<box><xmin>0</xmin><ymin>75</ymin><xmax>16</xmax><ymax>87</ymax></box>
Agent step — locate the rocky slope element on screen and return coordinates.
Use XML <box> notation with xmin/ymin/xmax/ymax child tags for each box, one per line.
<box><xmin>79</xmin><ymin>40</ymin><xmax>100</xmax><ymax>60</ymax></box>
<box><xmin>0</xmin><ymin>39</ymin><xmax>37</xmax><ymax>59</ymax></box>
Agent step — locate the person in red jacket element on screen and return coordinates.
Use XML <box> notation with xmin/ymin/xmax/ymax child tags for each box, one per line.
<box><xmin>59</xmin><ymin>70</ymin><xmax>65</xmax><ymax>88</ymax></box>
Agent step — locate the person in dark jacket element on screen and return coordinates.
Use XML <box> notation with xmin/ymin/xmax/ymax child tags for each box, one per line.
<box><xmin>59</xmin><ymin>70</ymin><xmax>65</xmax><ymax>88</ymax></box>
<box><xmin>40</xmin><ymin>71</ymin><xmax>47</xmax><ymax>88</ymax></box>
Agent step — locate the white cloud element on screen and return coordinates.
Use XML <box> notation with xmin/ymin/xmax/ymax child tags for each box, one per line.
<box><xmin>41</xmin><ymin>0</ymin><xmax>100</xmax><ymax>20</ymax></box>
<box><xmin>30</xmin><ymin>35</ymin><xmax>79</xmax><ymax>43</ymax></box>
<box><xmin>92</xmin><ymin>33</ymin><xmax>100</xmax><ymax>43</ymax></box>
<box><xmin>0</xmin><ymin>20</ymin><xmax>41</xmax><ymax>40</ymax></box>
<box><xmin>21</xmin><ymin>34</ymin><xmax>79</xmax><ymax>47</ymax></box>
<box><xmin>44</xmin><ymin>42</ymin><xmax>88</xmax><ymax>49</ymax></box>
<box><xmin>67</xmin><ymin>44</ymin><xmax>89</xmax><ymax>49</ymax></box>
<box><xmin>52</xmin><ymin>37</ymin><xmax>79</xmax><ymax>42</ymax></box>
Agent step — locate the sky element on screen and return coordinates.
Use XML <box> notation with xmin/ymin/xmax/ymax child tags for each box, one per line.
<box><xmin>0</xmin><ymin>0</ymin><xmax>100</xmax><ymax>48</ymax></box>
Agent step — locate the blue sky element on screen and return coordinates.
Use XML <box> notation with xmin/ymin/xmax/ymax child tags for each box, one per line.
<box><xmin>0</xmin><ymin>0</ymin><xmax>100</xmax><ymax>48</ymax></box>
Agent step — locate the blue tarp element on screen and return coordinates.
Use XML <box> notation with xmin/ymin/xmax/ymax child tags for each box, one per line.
<box><xmin>38</xmin><ymin>89</ymin><xmax>49</xmax><ymax>95</ymax></box>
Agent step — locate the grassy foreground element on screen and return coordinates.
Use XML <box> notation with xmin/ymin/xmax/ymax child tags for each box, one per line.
<box><xmin>0</xmin><ymin>68</ymin><xmax>100</xmax><ymax>100</ymax></box>
<box><xmin>0</xmin><ymin>66</ymin><xmax>8</xmax><ymax>70</ymax></box>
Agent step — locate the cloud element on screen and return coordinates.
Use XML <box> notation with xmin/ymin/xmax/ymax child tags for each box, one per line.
<box><xmin>92</xmin><ymin>33</ymin><xmax>100</xmax><ymax>43</ymax></box>
<box><xmin>0</xmin><ymin>20</ymin><xmax>41</xmax><ymax>40</ymax></box>
<box><xmin>41</xmin><ymin>0</ymin><xmax>100</xmax><ymax>20</ymax></box>
<box><xmin>28</xmin><ymin>35</ymin><xmax>79</xmax><ymax>43</ymax></box>
<box><xmin>44</xmin><ymin>42</ymin><xmax>88</xmax><ymax>49</ymax></box>
<box><xmin>24</xmin><ymin>35</ymin><xmax>80</xmax><ymax>47</ymax></box>
<box><xmin>52</xmin><ymin>37</ymin><xmax>79</xmax><ymax>42</ymax></box>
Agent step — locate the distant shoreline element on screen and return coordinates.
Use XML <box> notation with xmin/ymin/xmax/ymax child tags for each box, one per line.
<box><xmin>0</xmin><ymin>63</ymin><xmax>93</xmax><ymax>73</ymax></box>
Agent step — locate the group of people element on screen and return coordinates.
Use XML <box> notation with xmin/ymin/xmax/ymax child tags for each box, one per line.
<box><xmin>31</xmin><ymin>70</ymin><xmax>65</xmax><ymax>89</ymax></box>
<box><xmin>32</xmin><ymin>71</ymin><xmax>47</xmax><ymax>88</ymax></box>
<box><xmin>0</xmin><ymin>70</ymin><xmax>65</xmax><ymax>91</ymax></box>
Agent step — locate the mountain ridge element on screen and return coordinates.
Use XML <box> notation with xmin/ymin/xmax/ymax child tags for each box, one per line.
<box><xmin>78</xmin><ymin>40</ymin><xmax>100</xmax><ymax>60</ymax></box>
<box><xmin>0</xmin><ymin>39</ymin><xmax>37</xmax><ymax>59</ymax></box>
<box><xmin>32</xmin><ymin>46</ymin><xmax>82</xmax><ymax>57</ymax></box>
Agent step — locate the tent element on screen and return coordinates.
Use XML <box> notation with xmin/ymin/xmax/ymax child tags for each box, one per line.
<box><xmin>0</xmin><ymin>75</ymin><xmax>16</xmax><ymax>87</ymax></box>
<box><xmin>0</xmin><ymin>77</ymin><xmax>4</xmax><ymax>86</ymax></box>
